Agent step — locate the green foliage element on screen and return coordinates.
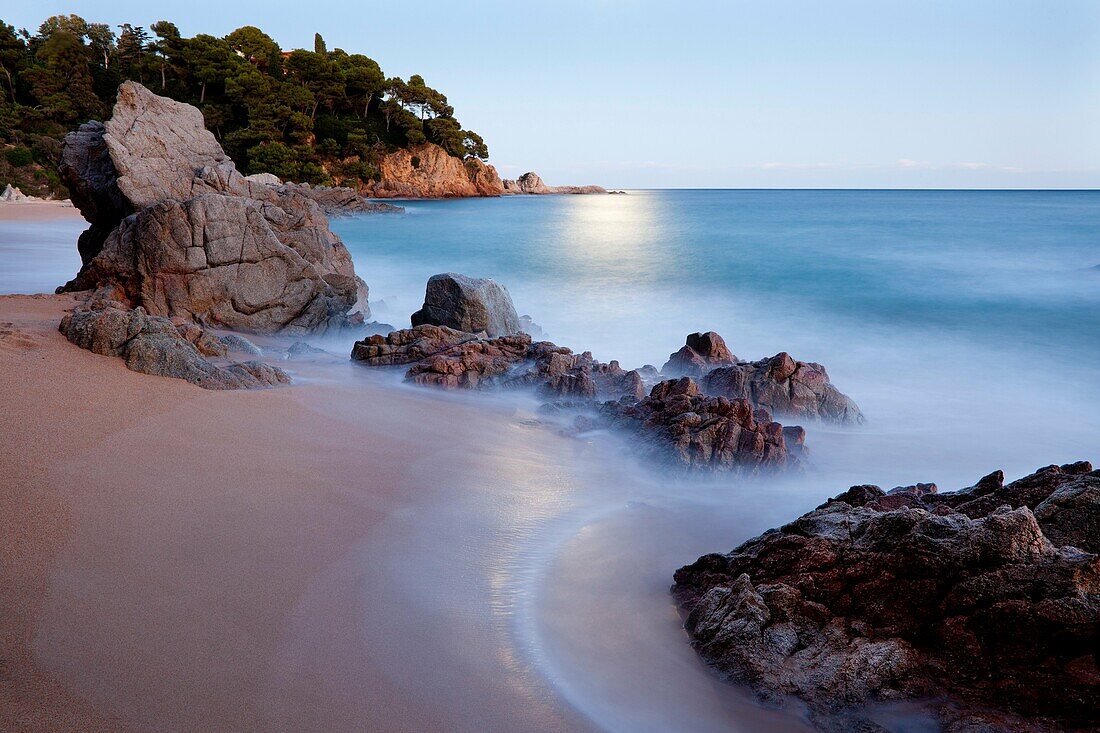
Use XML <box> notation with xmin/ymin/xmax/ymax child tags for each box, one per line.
<box><xmin>247</xmin><ymin>140</ymin><xmax>300</xmax><ymax>178</ymax></box>
<box><xmin>5</xmin><ymin>145</ymin><xmax>32</xmax><ymax>166</ymax></box>
<box><xmin>0</xmin><ymin>14</ymin><xmax>491</xmax><ymax>188</ymax></box>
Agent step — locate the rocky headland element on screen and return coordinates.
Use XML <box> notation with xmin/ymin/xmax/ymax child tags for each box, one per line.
<box><xmin>54</xmin><ymin>81</ymin><xmax>388</xmax><ymax>389</ymax></box>
<box><xmin>501</xmin><ymin>171</ymin><xmax>608</xmax><ymax>196</ymax></box>
<box><xmin>352</xmin><ymin>274</ymin><xmax>860</xmax><ymax>472</ymax></box>
<box><xmin>673</xmin><ymin>462</ymin><xmax>1100</xmax><ymax>732</ymax></box>
<box><xmin>362</xmin><ymin>143</ymin><xmax>606</xmax><ymax>198</ymax></box>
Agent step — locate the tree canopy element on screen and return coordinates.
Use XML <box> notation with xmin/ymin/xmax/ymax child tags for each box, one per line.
<box><xmin>0</xmin><ymin>15</ymin><xmax>490</xmax><ymax>194</ymax></box>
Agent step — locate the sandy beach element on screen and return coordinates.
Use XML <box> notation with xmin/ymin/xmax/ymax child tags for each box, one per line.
<box><xmin>0</xmin><ymin>293</ymin><xmax>599</xmax><ymax>733</ymax></box>
<box><xmin>0</xmin><ymin>200</ymin><xmax>82</xmax><ymax>222</ymax></box>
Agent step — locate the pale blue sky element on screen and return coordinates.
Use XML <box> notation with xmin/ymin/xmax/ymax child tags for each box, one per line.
<box><xmin>7</xmin><ymin>1</ymin><xmax>1100</xmax><ymax>188</ymax></box>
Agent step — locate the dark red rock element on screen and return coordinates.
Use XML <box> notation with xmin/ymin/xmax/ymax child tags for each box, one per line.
<box><xmin>662</xmin><ymin>331</ymin><xmax>736</xmax><ymax>377</ymax></box>
<box><xmin>673</xmin><ymin>462</ymin><xmax>1100</xmax><ymax>732</ymax></box>
<box><xmin>704</xmin><ymin>353</ymin><xmax>863</xmax><ymax>425</ymax></box>
<box><xmin>600</xmin><ymin>377</ymin><xmax>793</xmax><ymax>472</ymax></box>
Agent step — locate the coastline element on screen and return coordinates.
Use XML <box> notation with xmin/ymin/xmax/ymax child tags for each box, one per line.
<box><xmin>0</xmin><ymin>200</ymin><xmax>82</xmax><ymax>222</ymax></box>
<box><xmin>0</xmin><ymin>293</ymin><xmax>594</xmax><ymax>732</ymax></box>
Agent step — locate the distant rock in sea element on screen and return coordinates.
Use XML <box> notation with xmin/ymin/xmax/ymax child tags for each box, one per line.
<box><xmin>501</xmin><ymin>171</ymin><xmax>608</xmax><ymax>196</ymax></box>
<box><xmin>673</xmin><ymin>461</ymin><xmax>1100</xmax><ymax>732</ymax></box>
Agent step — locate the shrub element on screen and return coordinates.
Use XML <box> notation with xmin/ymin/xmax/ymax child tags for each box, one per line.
<box><xmin>5</xmin><ymin>146</ymin><xmax>34</xmax><ymax>167</ymax></box>
<box><xmin>246</xmin><ymin>141</ymin><xmax>300</xmax><ymax>179</ymax></box>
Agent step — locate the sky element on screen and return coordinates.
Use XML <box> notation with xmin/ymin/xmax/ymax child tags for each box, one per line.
<box><xmin>6</xmin><ymin>1</ymin><xmax>1100</xmax><ymax>188</ymax></box>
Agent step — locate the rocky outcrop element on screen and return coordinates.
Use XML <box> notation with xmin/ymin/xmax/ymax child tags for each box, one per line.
<box><xmin>662</xmin><ymin>331</ymin><xmax>737</xmax><ymax>376</ymax></box>
<box><xmin>465</xmin><ymin>157</ymin><xmax>505</xmax><ymax>197</ymax></box>
<box><xmin>364</xmin><ymin>143</ymin><xmax>501</xmax><ymax>198</ymax></box>
<box><xmin>360</xmin><ymin>146</ymin><xmax>604</xmax><ymax>199</ymax></box>
<box><xmin>350</xmin><ymin>279</ymin><xmax>824</xmax><ymax>471</ymax></box>
<box><xmin>673</xmin><ymin>461</ymin><xmax>1100</xmax><ymax>732</ymax></box>
<box><xmin>59</xmin><ymin>287</ymin><xmax>290</xmax><ymax>390</ymax></box>
<box><xmin>351</xmin><ymin>324</ymin><xmax>646</xmax><ymax>401</ymax></box>
<box><xmin>501</xmin><ymin>171</ymin><xmax>607</xmax><ymax>195</ymax></box>
<box><xmin>1</xmin><ymin>184</ymin><xmax>35</xmax><ymax>201</ymax></box>
<box><xmin>70</xmin><ymin>194</ymin><xmax>365</xmax><ymax>334</ymax></box>
<box><xmin>505</xmin><ymin>172</ymin><xmax>553</xmax><ymax>194</ymax></box>
<box><xmin>659</xmin><ymin>333</ymin><xmax>863</xmax><ymax>425</ymax></box>
<box><xmin>703</xmin><ymin>353</ymin><xmax>863</xmax><ymax>425</ymax></box>
<box><xmin>600</xmin><ymin>377</ymin><xmax>796</xmax><ymax>472</ymax></box>
<box><xmin>355</xmin><ymin>324</ymin><xmax>796</xmax><ymax>471</ymax></box>
<box><xmin>410</xmin><ymin>273</ymin><xmax>522</xmax><ymax>338</ymax></box>
<box><xmin>59</xmin><ymin>82</ymin><xmax>368</xmax><ymax>334</ymax></box>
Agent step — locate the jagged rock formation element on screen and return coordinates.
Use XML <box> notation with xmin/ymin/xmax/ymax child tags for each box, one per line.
<box><xmin>347</xmin><ymin>275</ymin><xmax>878</xmax><ymax>471</ymax></box>
<box><xmin>351</xmin><ymin>324</ymin><xmax>645</xmax><ymax>401</ymax></box>
<box><xmin>465</xmin><ymin>157</ymin><xmax>505</xmax><ymax>197</ymax></box>
<box><xmin>501</xmin><ymin>171</ymin><xmax>607</xmax><ymax>195</ymax></box>
<box><xmin>703</xmin><ymin>353</ymin><xmax>863</xmax><ymax>425</ymax></box>
<box><xmin>351</xmin><ymin>279</ymin><xmax>835</xmax><ymax>471</ymax></box>
<box><xmin>59</xmin><ymin>81</ymin><xmax>369</xmax><ymax>334</ymax></box>
<box><xmin>673</xmin><ymin>461</ymin><xmax>1100</xmax><ymax>732</ymax></box>
<box><xmin>659</xmin><ymin>333</ymin><xmax>863</xmax><ymax>425</ymax></box>
<box><xmin>1</xmin><ymin>183</ymin><xmax>34</xmax><ymax>201</ymax></box>
<box><xmin>60</xmin><ymin>287</ymin><xmax>290</xmax><ymax>390</ymax></box>
<box><xmin>662</xmin><ymin>331</ymin><xmax>737</xmax><ymax>376</ymax></box>
<box><xmin>410</xmin><ymin>273</ymin><xmax>522</xmax><ymax>338</ymax></box>
<box><xmin>600</xmin><ymin>377</ymin><xmax>797</xmax><ymax>471</ymax></box>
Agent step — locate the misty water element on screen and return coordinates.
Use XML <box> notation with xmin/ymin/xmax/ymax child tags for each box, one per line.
<box><xmin>332</xmin><ymin>189</ymin><xmax>1100</xmax><ymax>731</ymax></box>
<box><xmin>4</xmin><ymin>190</ymin><xmax>1099</xmax><ymax>732</ymax></box>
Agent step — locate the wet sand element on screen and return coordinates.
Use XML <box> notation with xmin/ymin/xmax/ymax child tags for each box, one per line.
<box><xmin>0</xmin><ymin>294</ymin><xmax>599</xmax><ymax>732</ymax></box>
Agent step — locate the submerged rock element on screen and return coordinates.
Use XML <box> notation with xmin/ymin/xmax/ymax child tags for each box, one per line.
<box><xmin>662</xmin><ymin>331</ymin><xmax>737</xmax><ymax>377</ymax></box>
<box><xmin>660</xmin><ymin>332</ymin><xmax>862</xmax><ymax>424</ymax></box>
<box><xmin>60</xmin><ymin>289</ymin><xmax>290</xmax><ymax>390</ymax></box>
<box><xmin>351</xmin><ymin>284</ymin><xmax>822</xmax><ymax>471</ymax></box>
<box><xmin>672</xmin><ymin>461</ymin><xmax>1100</xmax><ymax>732</ymax></box>
<box><xmin>704</xmin><ymin>352</ymin><xmax>863</xmax><ymax>425</ymax></box>
<box><xmin>600</xmin><ymin>377</ymin><xmax>795</xmax><ymax>472</ymax></box>
<box><xmin>59</xmin><ymin>81</ymin><xmax>368</xmax><ymax>334</ymax></box>
<box><xmin>411</xmin><ymin>273</ymin><xmax>523</xmax><ymax>338</ymax></box>
<box><xmin>351</xmin><ymin>325</ymin><xmax>646</xmax><ymax>402</ymax></box>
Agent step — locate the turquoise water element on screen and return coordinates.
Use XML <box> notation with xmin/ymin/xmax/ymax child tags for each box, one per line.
<box><xmin>339</xmin><ymin>189</ymin><xmax>1100</xmax><ymax>362</ymax></box>
<box><xmin>336</xmin><ymin>189</ymin><xmax>1100</xmax><ymax>486</ymax></box>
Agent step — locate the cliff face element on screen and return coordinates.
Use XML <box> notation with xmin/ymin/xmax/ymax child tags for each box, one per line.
<box><xmin>365</xmin><ymin>143</ymin><xmax>503</xmax><ymax>198</ymax></box>
<box><xmin>363</xmin><ymin>143</ymin><xmax>605</xmax><ymax>199</ymax></box>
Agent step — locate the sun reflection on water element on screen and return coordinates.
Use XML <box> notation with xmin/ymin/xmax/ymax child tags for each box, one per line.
<box><xmin>550</xmin><ymin>192</ymin><xmax>667</xmax><ymax>287</ymax></box>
